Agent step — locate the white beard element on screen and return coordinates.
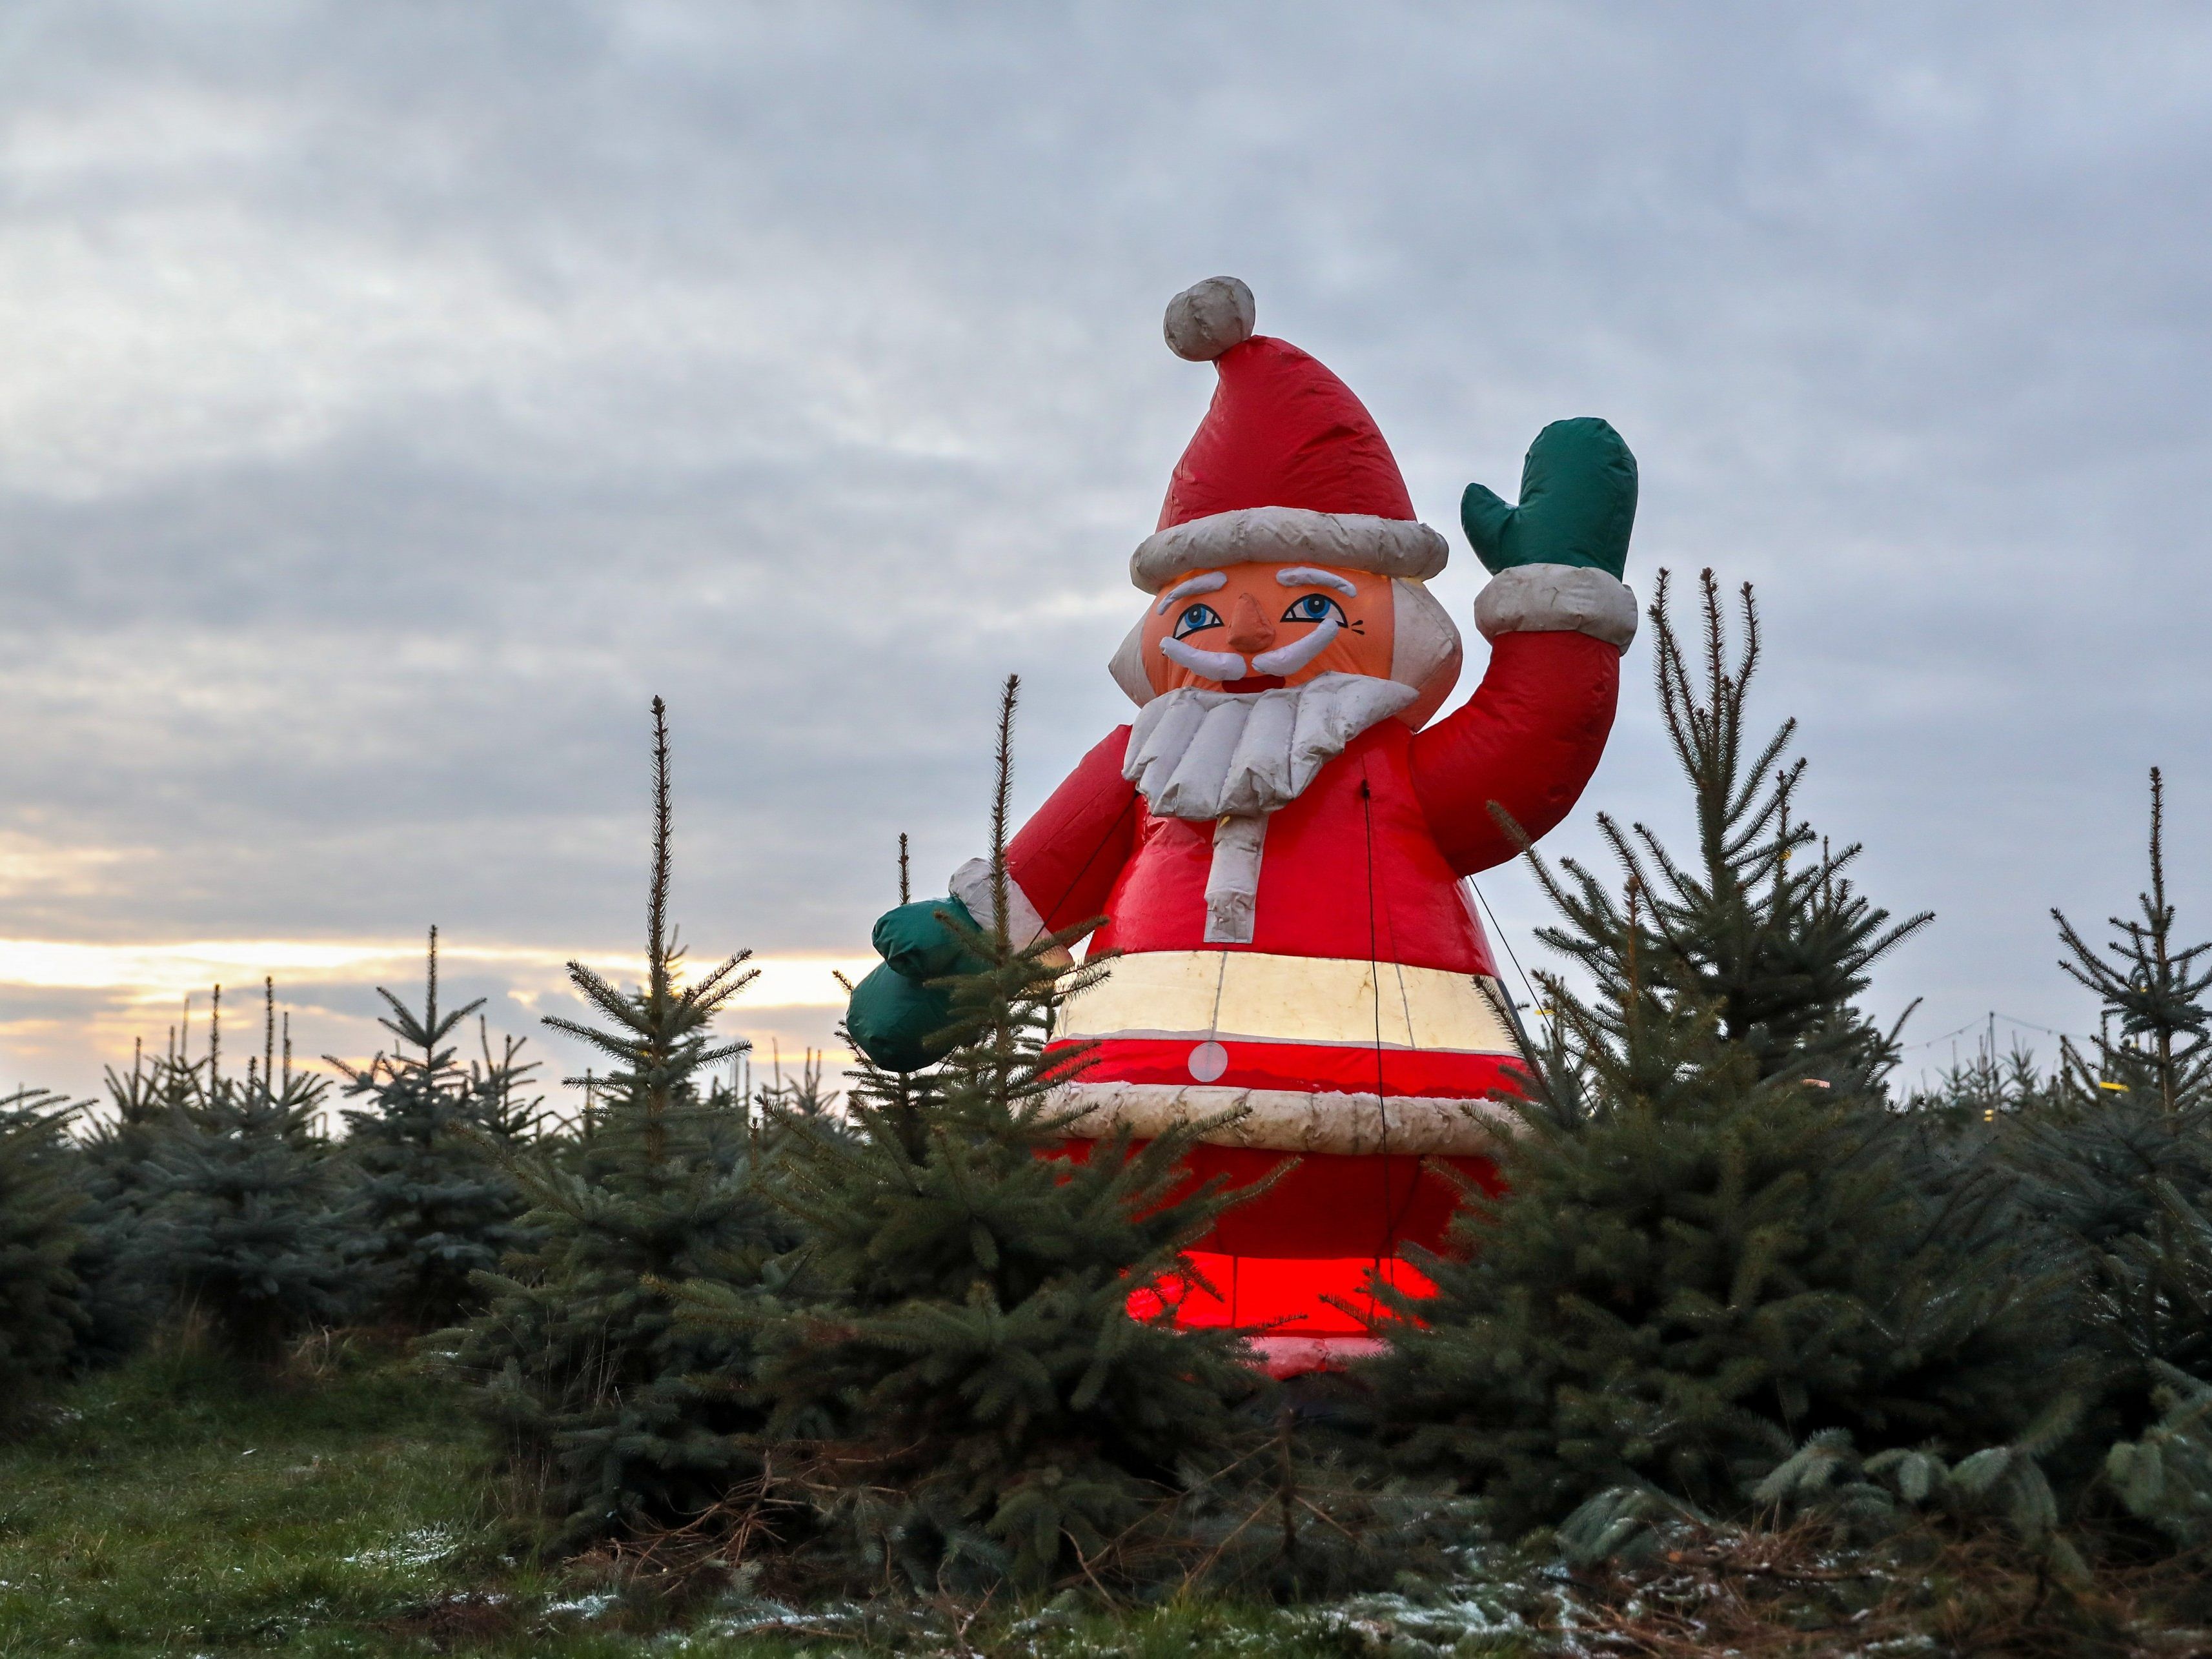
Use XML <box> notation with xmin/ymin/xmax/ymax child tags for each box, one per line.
<box><xmin>1122</xmin><ymin>672</ymin><xmax>1417</xmax><ymax>944</ymax></box>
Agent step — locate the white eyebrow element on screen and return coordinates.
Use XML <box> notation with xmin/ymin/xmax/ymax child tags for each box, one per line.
<box><xmin>1275</xmin><ymin>566</ymin><xmax>1357</xmax><ymax>598</ymax></box>
<box><xmin>1156</xmin><ymin>571</ymin><xmax>1228</xmax><ymax>615</ymax></box>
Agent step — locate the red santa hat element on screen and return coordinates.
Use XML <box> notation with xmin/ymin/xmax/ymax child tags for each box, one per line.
<box><xmin>1131</xmin><ymin>277</ymin><xmax>1450</xmax><ymax>593</ymax></box>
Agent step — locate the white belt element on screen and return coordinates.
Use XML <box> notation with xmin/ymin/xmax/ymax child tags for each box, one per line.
<box><xmin>1057</xmin><ymin>948</ymin><xmax>1517</xmax><ymax>1054</ymax></box>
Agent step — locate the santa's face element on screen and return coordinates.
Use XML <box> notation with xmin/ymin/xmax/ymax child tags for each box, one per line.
<box><xmin>1139</xmin><ymin>562</ymin><xmax>1395</xmax><ymax>695</ymax></box>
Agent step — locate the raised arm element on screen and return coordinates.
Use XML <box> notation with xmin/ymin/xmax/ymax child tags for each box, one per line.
<box><xmin>1411</xmin><ymin>626</ymin><xmax>1624</xmax><ymax>875</ymax></box>
<box><xmin>1412</xmin><ymin>416</ymin><xmax>1640</xmax><ymax>876</ymax></box>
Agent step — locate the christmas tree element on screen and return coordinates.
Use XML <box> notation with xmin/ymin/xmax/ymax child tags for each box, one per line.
<box><xmin>1902</xmin><ymin>1038</ymin><xmax>2065</xmax><ymax>1126</ymax></box>
<box><xmin>1999</xmin><ymin>769</ymin><xmax>2212</xmax><ymax>1412</ymax></box>
<box><xmin>333</xmin><ymin>928</ymin><xmax>544</xmax><ymax>1328</ymax></box>
<box><xmin>1529</xmin><ymin>570</ymin><xmax>1931</xmax><ymax>1092</ymax></box>
<box><xmin>2053</xmin><ymin>768</ymin><xmax>2212</xmax><ymax>1114</ymax></box>
<box><xmin>444</xmin><ymin>697</ymin><xmax>797</xmax><ymax>1550</ymax></box>
<box><xmin>70</xmin><ymin>1017</ymin><xmax>220</xmax><ymax>1369</ymax></box>
<box><xmin>1368</xmin><ymin>573</ymin><xmax>2064</xmax><ymax>1535</ymax></box>
<box><xmin>0</xmin><ymin>1086</ymin><xmax>91</xmax><ymax>1421</ymax></box>
<box><xmin>733</xmin><ymin>677</ymin><xmax>1264</xmax><ymax>1593</ymax></box>
<box><xmin>140</xmin><ymin>983</ymin><xmax>365</xmax><ymax>1363</ymax></box>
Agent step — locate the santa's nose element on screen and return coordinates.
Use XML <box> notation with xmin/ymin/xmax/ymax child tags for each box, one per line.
<box><xmin>1225</xmin><ymin>592</ymin><xmax>1276</xmax><ymax>654</ymax></box>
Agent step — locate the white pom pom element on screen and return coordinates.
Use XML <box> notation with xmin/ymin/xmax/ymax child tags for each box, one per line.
<box><xmin>1163</xmin><ymin>276</ymin><xmax>1255</xmax><ymax>361</ymax></box>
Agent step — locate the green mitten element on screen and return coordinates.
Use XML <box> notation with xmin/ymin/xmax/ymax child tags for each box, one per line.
<box><xmin>871</xmin><ymin>895</ymin><xmax>986</xmax><ymax>981</ymax></box>
<box><xmin>847</xmin><ymin>895</ymin><xmax>986</xmax><ymax>1073</ymax></box>
<box><xmin>1460</xmin><ymin>416</ymin><xmax>1638</xmax><ymax>579</ymax></box>
<box><xmin>846</xmin><ymin>961</ymin><xmax>958</xmax><ymax>1074</ymax></box>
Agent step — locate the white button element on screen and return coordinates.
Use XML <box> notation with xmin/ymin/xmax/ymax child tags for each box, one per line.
<box><xmin>1187</xmin><ymin>1041</ymin><xmax>1228</xmax><ymax>1083</ymax></box>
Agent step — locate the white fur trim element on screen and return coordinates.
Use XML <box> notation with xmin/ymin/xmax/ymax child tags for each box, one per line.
<box><xmin>1163</xmin><ymin>276</ymin><xmax>1255</xmax><ymax>361</ymax></box>
<box><xmin>1250</xmin><ymin>1335</ymin><xmax>1386</xmax><ymax>1377</ymax></box>
<box><xmin>948</xmin><ymin>858</ymin><xmax>1071</xmax><ymax>964</ymax></box>
<box><xmin>1203</xmin><ymin>816</ymin><xmax>1266</xmax><ymax>944</ymax></box>
<box><xmin>1388</xmin><ymin>578</ymin><xmax>1462</xmax><ymax>694</ymax></box>
<box><xmin>1132</xmin><ymin>507</ymin><xmax>1448</xmax><ymax>591</ymax></box>
<box><xmin>1473</xmin><ymin>565</ymin><xmax>1638</xmax><ymax>653</ymax></box>
<box><xmin>1108</xmin><ymin>618</ymin><xmax>1155</xmax><ymax>707</ymax></box>
<box><xmin>1053</xmin><ymin>1078</ymin><xmax>1516</xmax><ymax>1156</ymax></box>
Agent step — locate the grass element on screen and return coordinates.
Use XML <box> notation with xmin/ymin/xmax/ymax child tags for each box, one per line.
<box><xmin>51</xmin><ymin>1336</ymin><xmax>2206</xmax><ymax>1657</ymax></box>
<box><xmin>0</xmin><ymin>1338</ymin><xmax>551</xmax><ymax>1657</ymax></box>
<box><xmin>0</xmin><ymin>1340</ymin><xmax>1452</xmax><ymax>1658</ymax></box>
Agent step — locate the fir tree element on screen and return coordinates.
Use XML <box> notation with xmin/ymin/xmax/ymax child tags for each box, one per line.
<box><xmin>751</xmin><ymin>1045</ymin><xmax>840</xmax><ymax>1126</ymax></box>
<box><xmin>70</xmin><ymin>1013</ymin><xmax>224</xmax><ymax>1370</ymax></box>
<box><xmin>63</xmin><ymin>1044</ymin><xmax>170</xmax><ymax>1372</ymax></box>
<box><xmin>2089</xmin><ymin>1179</ymin><xmax>2212</xmax><ymax>1393</ymax></box>
<box><xmin>733</xmin><ymin>677</ymin><xmax>1264</xmax><ymax>1593</ymax></box>
<box><xmin>333</xmin><ymin>928</ymin><xmax>544</xmax><ymax>1328</ymax></box>
<box><xmin>141</xmin><ymin>983</ymin><xmax>365</xmax><ymax>1363</ymax></box>
<box><xmin>2053</xmin><ymin>768</ymin><xmax>2212</xmax><ymax>1115</ymax></box>
<box><xmin>2108</xmin><ymin>1360</ymin><xmax>2212</xmax><ymax>1549</ymax></box>
<box><xmin>78</xmin><ymin>1013</ymin><xmax>212</xmax><ymax>1238</ymax></box>
<box><xmin>1368</xmin><ymin>574</ymin><xmax>2063</xmax><ymax>1534</ymax></box>
<box><xmin>445</xmin><ymin>697</ymin><xmax>796</xmax><ymax>1549</ymax></box>
<box><xmin>1530</xmin><ymin>570</ymin><xmax>1931</xmax><ymax>1091</ymax></box>
<box><xmin>1902</xmin><ymin>1039</ymin><xmax>2065</xmax><ymax>1126</ymax></box>
<box><xmin>1998</xmin><ymin>771</ymin><xmax>2212</xmax><ymax>1410</ymax></box>
<box><xmin>0</xmin><ymin>1086</ymin><xmax>90</xmax><ymax>1421</ymax></box>
<box><xmin>81</xmin><ymin>1036</ymin><xmax>176</xmax><ymax>1199</ymax></box>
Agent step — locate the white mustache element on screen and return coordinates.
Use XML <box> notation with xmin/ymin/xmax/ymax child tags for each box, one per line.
<box><xmin>1251</xmin><ymin>617</ymin><xmax>1341</xmax><ymax>677</ymax></box>
<box><xmin>1157</xmin><ymin>616</ymin><xmax>1344</xmax><ymax>683</ymax></box>
<box><xmin>1158</xmin><ymin>636</ymin><xmax>1248</xmax><ymax>680</ymax></box>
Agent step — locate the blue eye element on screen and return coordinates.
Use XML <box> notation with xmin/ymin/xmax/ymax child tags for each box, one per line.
<box><xmin>1281</xmin><ymin>593</ymin><xmax>1348</xmax><ymax>626</ymax></box>
<box><xmin>1174</xmin><ymin>603</ymin><xmax>1224</xmax><ymax>637</ymax></box>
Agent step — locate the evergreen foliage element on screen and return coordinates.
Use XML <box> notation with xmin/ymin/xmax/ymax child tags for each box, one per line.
<box><xmin>750</xmin><ymin>1046</ymin><xmax>841</xmax><ymax>1126</ymax></box>
<box><xmin>2089</xmin><ymin>1179</ymin><xmax>2212</xmax><ymax>1393</ymax></box>
<box><xmin>70</xmin><ymin>1021</ymin><xmax>226</xmax><ymax>1370</ymax></box>
<box><xmin>0</xmin><ymin>1086</ymin><xmax>91</xmax><ymax>1420</ymax></box>
<box><xmin>2107</xmin><ymin>1361</ymin><xmax>2212</xmax><ymax>1549</ymax></box>
<box><xmin>1998</xmin><ymin>1100</ymin><xmax>2212</xmax><ymax>1398</ymax></box>
<box><xmin>1996</xmin><ymin>774</ymin><xmax>2212</xmax><ymax>1409</ymax></box>
<box><xmin>140</xmin><ymin>984</ymin><xmax>365</xmax><ymax>1363</ymax></box>
<box><xmin>1900</xmin><ymin>1039</ymin><xmax>2065</xmax><ymax>1126</ymax></box>
<box><xmin>333</xmin><ymin>928</ymin><xmax>544</xmax><ymax>1327</ymax></box>
<box><xmin>443</xmin><ymin>697</ymin><xmax>796</xmax><ymax>1550</ymax></box>
<box><xmin>731</xmin><ymin>677</ymin><xmax>1265</xmax><ymax>1593</ymax></box>
<box><xmin>1368</xmin><ymin>573</ymin><xmax>2063</xmax><ymax>1535</ymax></box>
<box><xmin>1528</xmin><ymin>571</ymin><xmax>1930</xmax><ymax>1092</ymax></box>
<box><xmin>2053</xmin><ymin>768</ymin><xmax>2212</xmax><ymax>1115</ymax></box>
<box><xmin>80</xmin><ymin>1036</ymin><xmax>183</xmax><ymax>1212</ymax></box>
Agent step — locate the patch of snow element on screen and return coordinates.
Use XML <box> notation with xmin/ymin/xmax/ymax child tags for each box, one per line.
<box><xmin>339</xmin><ymin>1525</ymin><xmax>458</xmax><ymax>1569</ymax></box>
<box><xmin>542</xmin><ymin>1591</ymin><xmax>618</xmax><ymax>1620</ymax></box>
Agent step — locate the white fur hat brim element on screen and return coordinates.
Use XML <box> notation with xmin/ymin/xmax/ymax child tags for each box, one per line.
<box><xmin>1131</xmin><ymin>506</ymin><xmax>1448</xmax><ymax>592</ymax></box>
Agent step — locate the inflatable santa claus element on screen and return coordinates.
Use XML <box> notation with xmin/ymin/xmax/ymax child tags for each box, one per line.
<box><xmin>849</xmin><ymin>277</ymin><xmax>1638</xmax><ymax>1374</ymax></box>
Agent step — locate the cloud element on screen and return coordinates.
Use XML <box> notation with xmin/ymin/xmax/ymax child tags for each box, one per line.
<box><xmin>3</xmin><ymin>3</ymin><xmax>2210</xmax><ymax>1098</ymax></box>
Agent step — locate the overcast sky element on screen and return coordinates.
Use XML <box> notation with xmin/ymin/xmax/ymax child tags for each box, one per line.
<box><xmin>3</xmin><ymin>2</ymin><xmax>2209</xmax><ymax>1106</ymax></box>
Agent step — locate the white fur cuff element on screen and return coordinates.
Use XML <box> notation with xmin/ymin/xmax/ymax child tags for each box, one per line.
<box><xmin>1473</xmin><ymin>565</ymin><xmax>1638</xmax><ymax>653</ymax></box>
<box><xmin>949</xmin><ymin>858</ymin><xmax>1070</xmax><ymax>962</ymax></box>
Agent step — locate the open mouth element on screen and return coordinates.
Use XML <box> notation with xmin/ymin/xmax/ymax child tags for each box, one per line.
<box><xmin>1221</xmin><ymin>675</ymin><xmax>1286</xmax><ymax>693</ymax></box>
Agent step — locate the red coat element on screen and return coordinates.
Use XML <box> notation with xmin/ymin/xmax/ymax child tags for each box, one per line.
<box><xmin>1003</xmin><ymin>631</ymin><xmax>1621</xmax><ymax>1342</ymax></box>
